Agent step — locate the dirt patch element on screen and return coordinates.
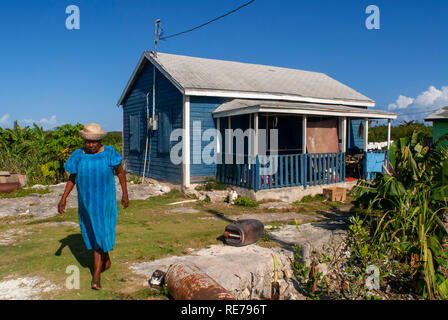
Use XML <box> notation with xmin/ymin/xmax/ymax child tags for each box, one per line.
<box><xmin>167</xmin><ymin>207</ymin><xmax>200</xmax><ymax>214</ymax></box>
<box><xmin>38</xmin><ymin>222</ymin><xmax>79</xmax><ymax>228</ymax></box>
<box><xmin>0</xmin><ymin>276</ymin><xmax>58</xmax><ymax>300</ymax></box>
<box><xmin>0</xmin><ymin>228</ymin><xmax>32</xmax><ymax>246</ymax></box>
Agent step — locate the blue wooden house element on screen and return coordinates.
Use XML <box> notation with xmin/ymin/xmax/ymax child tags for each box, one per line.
<box><xmin>117</xmin><ymin>52</ymin><xmax>396</xmax><ymax>190</ymax></box>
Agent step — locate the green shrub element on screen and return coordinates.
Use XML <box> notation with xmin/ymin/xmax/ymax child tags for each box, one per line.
<box><xmin>0</xmin><ymin>122</ymin><xmax>84</xmax><ymax>185</ymax></box>
<box><xmin>103</xmin><ymin>131</ymin><xmax>122</xmax><ymax>155</ymax></box>
<box><xmin>0</xmin><ymin>187</ymin><xmax>51</xmax><ymax>198</ymax></box>
<box><xmin>0</xmin><ymin>122</ymin><xmax>124</xmax><ymax>186</ymax></box>
<box><xmin>294</xmin><ymin>193</ymin><xmax>324</xmax><ymax>204</ymax></box>
<box><xmin>195</xmin><ymin>178</ymin><xmax>227</xmax><ymax>191</ymax></box>
<box><xmin>233</xmin><ymin>196</ymin><xmax>259</xmax><ymax>207</ymax></box>
<box><xmin>127</xmin><ymin>174</ymin><xmax>142</xmax><ymax>184</ymax></box>
<box><xmin>352</xmin><ymin>130</ymin><xmax>448</xmax><ymax>299</ymax></box>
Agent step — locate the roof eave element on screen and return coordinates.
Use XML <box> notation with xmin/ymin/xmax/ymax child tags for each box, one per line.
<box><xmin>116</xmin><ymin>51</ymin><xmax>186</xmax><ymax>107</ymax></box>
<box><xmin>116</xmin><ymin>53</ymin><xmax>147</xmax><ymax>107</ymax></box>
<box><xmin>184</xmin><ymin>88</ymin><xmax>375</xmax><ymax>107</ymax></box>
<box><xmin>212</xmin><ymin>103</ymin><xmax>396</xmax><ymax>120</ymax></box>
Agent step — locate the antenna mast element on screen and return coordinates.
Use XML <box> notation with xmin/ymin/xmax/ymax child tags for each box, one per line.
<box><xmin>154</xmin><ymin>19</ymin><xmax>161</xmax><ymax>56</ymax></box>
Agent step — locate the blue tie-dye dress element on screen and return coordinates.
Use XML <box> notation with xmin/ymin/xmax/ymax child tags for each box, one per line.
<box><xmin>64</xmin><ymin>146</ymin><xmax>122</xmax><ymax>252</ymax></box>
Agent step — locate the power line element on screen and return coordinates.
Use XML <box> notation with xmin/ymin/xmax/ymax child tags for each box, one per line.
<box><xmin>159</xmin><ymin>0</ymin><xmax>256</xmax><ymax>41</ymax></box>
<box><xmin>396</xmin><ymin>107</ymin><xmax>440</xmax><ymax>116</ymax></box>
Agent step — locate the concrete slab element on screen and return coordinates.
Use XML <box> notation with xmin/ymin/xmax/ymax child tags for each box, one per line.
<box><xmin>232</xmin><ymin>181</ymin><xmax>357</xmax><ymax>202</ymax></box>
<box><xmin>234</xmin><ymin>212</ymin><xmax>321</xmax><ymax>224</ymax></box>
<box><xmin>167</xmin><ymin>207</ymin><xmax>200</xmax><ymax>214</ymax></box>
<box><xmin>131</xmin><ymin>244</ymin><xmax>305</xmax><ymax>300</ymax></box>
<box><xmin>259</xmin><ymin>202</ymin><xmax>293</xmax><ymax>210</ymax></box>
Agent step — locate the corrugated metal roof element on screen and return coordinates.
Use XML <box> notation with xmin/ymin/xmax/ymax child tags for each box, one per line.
<box><xmin>145</xmin><ymin>52</ymin><xmax>374</xmax><ymax>104</ymax></box>
<box><xmin>212</xmin><ymin>99</ymin><xmax>396</xmax><ymax>119</ymax></box>
<box><xmin>424</xmin><ymin>106</ymin><xmax>448</xmax><ymax>121</ymax></box>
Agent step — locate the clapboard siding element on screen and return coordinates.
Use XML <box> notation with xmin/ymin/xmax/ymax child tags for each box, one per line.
<box><xmin>433</xmin><ymin>120</ymin><xmax>448</xmax><ymax>149</ymax></box>
<box><xmin>190</xmin><ymin>97</ymin><xmax>225</xmax><ymax>180</ymax></box>
<box><xmin>122</xmin><ymin>61</ymin><xmax>183</xmax><ymax>183</ymax></box>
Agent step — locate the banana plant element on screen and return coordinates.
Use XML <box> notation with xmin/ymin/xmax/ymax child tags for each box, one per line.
<box><xmin>352</xmin><ymin>129</ymin><xmax>448</xmax><ymax>299</ymax></box>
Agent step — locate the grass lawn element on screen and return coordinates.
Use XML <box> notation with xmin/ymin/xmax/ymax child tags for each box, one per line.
<box><xmin>0</xmin><ymin>190</ymin><xmax>351</xmax><ymax>300</ymax></box>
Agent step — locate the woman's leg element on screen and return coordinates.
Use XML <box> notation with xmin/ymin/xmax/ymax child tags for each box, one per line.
<box><xmin>101</xmin><ymin>251</ymin><xmax>111</xmax><ymax>272</ymax></box>
<box><xmin>92</xmin><ymin>250</ymin><xmax>103</xmax><ymax>290</ymax></box>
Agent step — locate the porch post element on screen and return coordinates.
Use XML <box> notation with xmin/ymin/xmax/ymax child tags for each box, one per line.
<box><xmin>254</xmin><ymin>113</ymin><xmax>259</xmax><ymax>155</ymax></box>
<box><xmin>302</xmin><ymin>115</ymin><xmax>307</xmax><ymax>154</ymax></box>
<box><xmin>249</xmin><ymin>114</ymin><xmax>252</xmax><ymax>156</ymax></box>
<box><xmin>227</xmin><ymin>116</ymin><xmax>231</xmax><ymax>153</ymax></box>
<box><xmin>342</xmin><ymin>117</ymin><xmax>347</xmax><ymax>152</ymax></box>
<box><xmin>182</xmin><ymin>95</ymin><xmax>190</xmax><ymax>189</ymax></box>
<box><xmin>387</xmin><ymin>119</ymin><xmax>391</xmax><ymax>150</ymax></box>
<box><xmin>364</xmin><ymin>118</ymin><xmax>369</xmax><ymax>151</ymax></box>
<box><xmin>216</xmin><ymin>117</ymin><xmax>221</xmax><ymax>153</ymax></box>
<box><xmin>248</xmin><ymin>114</ymin><xmax>252</xmax><ymax>169</ymax></box>
<box><xmin>347</xmin><ymin>118</ymin><xmax>351</xmax><ymax>151</ymax></box>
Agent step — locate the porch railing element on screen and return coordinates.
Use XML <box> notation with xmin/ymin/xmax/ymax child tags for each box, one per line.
<box><xmin>216</xmin><ymin>152</ymin><xmax>346</xmax><ymax>191</ymax></box>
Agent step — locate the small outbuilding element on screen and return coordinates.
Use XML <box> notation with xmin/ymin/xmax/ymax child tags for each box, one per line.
<box><xmin>117</xmin><ymin>51</ymin><xmax>397</xmax><ymax>191</ymax></box>
<box><xmin>424</xmin><ymin>105</ymin><xmax>448</xmax><ymax>148</ymax></box>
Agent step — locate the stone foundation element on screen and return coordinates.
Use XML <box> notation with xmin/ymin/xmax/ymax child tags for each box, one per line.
<box><xmin>231</xmin><ymin>181</ymin><xmax>358</xmax><ymax>202</ymax></box>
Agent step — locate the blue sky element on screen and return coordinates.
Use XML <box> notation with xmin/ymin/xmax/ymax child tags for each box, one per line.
<box><xmin>0</xmin><ymin>0</ymin><xmax>447</xmax><ymax>131</ymax></box>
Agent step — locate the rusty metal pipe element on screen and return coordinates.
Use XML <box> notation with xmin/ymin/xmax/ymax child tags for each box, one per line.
<box><xmin>165</xmin><ymin>263</ymin><xmax>234</xmax><ymax>300</ymax></box>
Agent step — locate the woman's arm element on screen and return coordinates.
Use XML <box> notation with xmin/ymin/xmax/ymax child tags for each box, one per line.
<box><xmin>115</xmin><ymin>164</ymin><xmax>129</xmax><ymax>208</ymax></box>
<box><xmin>58</xmin><ymin>174</ymin><xmax>76</xmax><ymax>215</ymax></box>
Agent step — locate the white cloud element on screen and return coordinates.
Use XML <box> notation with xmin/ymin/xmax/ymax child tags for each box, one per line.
<box><xmin>388</xmin><ymin>85</ymin><xmax>448</xmax><ymax>123</ymax></box>
<box><xmin>388</xmin><ymin>95</ymin><xmax>414</xmax><ymax>110</ymax></box>
<box><xmin>20</xmin><ymin>115</ymin><xmax>57</xmax><ymax>129</ymax></box>
<box><xmin>414</xmin><ymin>85</ymin><xmax>448</xmax><ymax>107</ymax></box>
<box><xmin>0</xmin><ymin>114</ymin><xmax>11</xmax><ymax>126</ymax></box>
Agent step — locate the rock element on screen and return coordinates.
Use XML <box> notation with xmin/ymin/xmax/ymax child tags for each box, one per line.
<box><xmin>39</xmin><ymin>221</ymin><xmax>79</xmax><ymax>228</ymax></box>
<box><xmin>203</xmin><ymin>190</ymin><xmax>228</xmax><ymax>202</ymax></box>
<box><xmin>131</xmin><ymin>244</ymin><xmax>299</xmax><ymax>300</ymax></box>
<box><xmin>228</xmin><ymin>190</ymin><xmax>238</xmax><ymax>204</ymax></box>
<box><xmin>160</xmin><ymin>185</ymin><xmax>171</xmax><ymax>193</ymax></box>
<box><xmin>235</xmin><ymin>212</ymin><xmax>319</xmax><ymax>224</ymax></box>
<box><xmin>316</xmin><ymin>263</ymin><xmax>329</xmax><ymax>276</ymax></box>
<box><xmin>30</xmin><ymin>184</ymin><xmax>48</xmax><ymax>190</ymax></box>
<box><xmin>259</xmin><ymin>202</ymin><xmax>292</xmax><ymax>210</ymax></box>
<box><xmin>167</xmin><ymin>207</ymin><xmax>200</xmax><ymax>214</ymax></box>
<box><xmin>184</xmin><ymin>189</ymin><xmax>201</xmax><ymax>199</ymax></box>
<box><xmin>268</xmin><ymin>219</ymin><xmax>348</xmax><ymax>268</ymax></box>
<box><xmin>0</xmin><ymin>277</ymin><xmax>58</xmax><ymax>300</ymax></box>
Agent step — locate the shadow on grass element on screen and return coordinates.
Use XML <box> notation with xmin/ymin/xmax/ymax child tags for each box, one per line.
<box><xmin>55</xmin><ymin>234</ymin><xmax>94</xmax><ymax>275</ymax></box>
<box><xmin>206</xmin><ymin>209</ymin><xmax>235</xmax><ymax>223</ymax></box>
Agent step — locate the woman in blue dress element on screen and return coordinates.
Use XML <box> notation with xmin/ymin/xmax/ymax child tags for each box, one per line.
<box><xmin>58</xmin><ymin>123</ymin><xmax>129</xmax><ymax>290</ymax></box>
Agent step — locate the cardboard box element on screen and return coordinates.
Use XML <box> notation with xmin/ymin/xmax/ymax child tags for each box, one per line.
<box><xmin>323</xmin><ymin>187</ymin><xmax>347</xmax><ymax>202</ymax></box>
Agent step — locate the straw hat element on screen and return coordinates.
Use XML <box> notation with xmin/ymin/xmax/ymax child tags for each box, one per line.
<box><xmin>79</xmin><ymin>123</ymin><xmax>107</xmax><ymax>141</ymax></box>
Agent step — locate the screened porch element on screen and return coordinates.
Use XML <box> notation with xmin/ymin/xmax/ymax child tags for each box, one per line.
<box><xmin>212</xmin><ymin>100</ymin><xmax>396</xmax><ymax>191</ymax></box>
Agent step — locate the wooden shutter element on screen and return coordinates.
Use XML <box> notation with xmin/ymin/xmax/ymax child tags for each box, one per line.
<box><xmin>158</xmin><ymin>111</ymin><xmax>172</xmax><ymax>154</ymax></box>
<box><xmin>129</xmin><ymin>114</ymin><xmax>141</xmax><ymax>152</ymax></box>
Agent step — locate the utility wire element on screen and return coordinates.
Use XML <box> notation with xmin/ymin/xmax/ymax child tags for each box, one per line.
<box><xmin>159</xmin><ymin>0</ymin><xmax>256</xmax><ymax>40</ymax></box>
<box><xmin>396</xmin><ymin>107</ymin><xmax>441</xmax><ymax>116</ymax></box>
